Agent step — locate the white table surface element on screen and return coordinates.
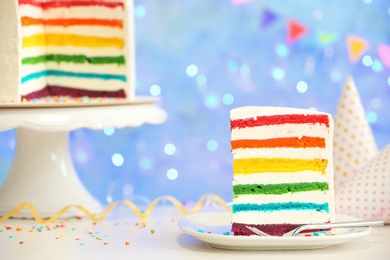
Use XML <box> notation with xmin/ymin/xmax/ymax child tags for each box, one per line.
<box><xmin>0</xmin><ymin>206</ymin><xmax>388</xmax><ymax>260</ymax></box>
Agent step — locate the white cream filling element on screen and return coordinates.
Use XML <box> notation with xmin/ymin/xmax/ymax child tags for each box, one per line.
<box><xmin>21</xmin><ymin>25</ymin><xmax>124</xmax><ymax>38</ymax></box>
<box><xmin>231</xmin><ymin>123</ymin><xmax>329</xmax><ymax>140</ymax></box>
<box><xmin>232</xmin><ymin>211</ymin><xmax>331</xmax><ymax>225</ymax></box>
<box><xmin>232</xmin><ymin>147</ymin><xmax>328</xmax><ymax>160</ymax></box>
<box><xmin>233</xmin><ymin>171</ymin><xmax>330</xmax><ymax>185</ymax></box>
<box><xmin>232</xmin><ymin>192</ymin><xmax>332</xmax><ymax>204</ymax></box>
<box><xmin>21</xmin><ymin>63</ymin><xmax>126</xmax><ymax>78</ymax></box>
<box><xmin>21</xmin><ymin>46</ymin><xmax>125</xmax><ymax>59</ymax></box>
<box><xmin>20</xmin><ymin>77</ymin><xmax>127</xmax><ymax>95</ymax></box>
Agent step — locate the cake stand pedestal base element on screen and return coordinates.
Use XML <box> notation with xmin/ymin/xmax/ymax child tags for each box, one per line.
<box><xmin>0</xmin><ymin>99</ymin><xmax>167</xmax><ymax>219</ymax></box>
<box><xmin>0</xmin><ymin>128</ymin><xmax>102</xmax><ymax>218</ymax></box>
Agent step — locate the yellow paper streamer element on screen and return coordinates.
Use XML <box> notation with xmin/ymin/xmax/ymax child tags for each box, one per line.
<box><xmin>0</xmin><ymin>194</ymin><xmax>231</xmax><ymax>224</ymax></box>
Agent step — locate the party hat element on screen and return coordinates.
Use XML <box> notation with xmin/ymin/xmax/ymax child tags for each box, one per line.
<box><xmin>333</xmin><ymin>76</ymin><xmax>378</xmax><ymax>191</ymax></box>
<box><xmin>335</xmin><ymin>145</ymin><xmax>390</xmax><ymax>223</ymax></box>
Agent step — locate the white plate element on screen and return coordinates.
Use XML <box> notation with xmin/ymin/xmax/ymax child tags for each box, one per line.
<box><xmin>178</xmin><ymin>212</ymin><xmax>371</xmax><ymax>250</ymax></box>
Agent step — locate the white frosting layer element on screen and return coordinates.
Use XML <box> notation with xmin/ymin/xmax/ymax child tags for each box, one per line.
<box><xmin>232</xmin><ymin>211</ymin><xmax>331</xmax><ymax>225</ymax></box>
<box><xmin>230</xmin><ymin>106</ymin><xmax>329</xmax><ymax>120</ymax></box>
<box><xmin>22</xmin><ymin>25</ymin><xmax>124</xmax><ymax>38</ymax></box>
<box><xmin>21</xmin><ymin>46</ymin><xmax>124</xmax><ymax>59</ymax></box>
<box><xmin>233</xmin><ymin>171</ymin><xmax>328</xmax><ymax>184</ymax></box>
<box><xmin>0</xmin><ymin>0</ymin><xmax>20</xmax><ymax>102</ymax></box>
<box><xmin>233</xmin><ymin>147</ymin><xmax>328</xmax><ymax>159</ymax></box>
<box><xmin>233</xmin><ymin>192</ymin><xmax>332</xmax><ymax>204</ymax></box>
<box><xmin>21</xmin><ymin>63</ymin><xmax>126</xmax><ymax>78</ymax></box>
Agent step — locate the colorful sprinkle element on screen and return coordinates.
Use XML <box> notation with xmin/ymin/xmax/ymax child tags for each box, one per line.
<box><xmin>125</xmin><ymin>241</ymin><xmax>130</xmax><ymax>246</ymax></box>
<box><xmin>197</xmin><ymin>229</ymin><xmax>205</xmax><ymax>233</ymax></box>
<box><xmin>223</xmin><ymin>231</ymin><xmax>230</xmax><ymax>235</ymax></box>
<box><xmin>19</xmin><ymin>241</ymin><xmax>24</xmax><ymax>244</ymax></box>
<box><xmin>104</xmin><ymin>242</ymin><xmax>108</xmax><ymax>246</ymax></box>
<box><xmin>151</xmin><ymin>229</ymin><xmax>155</xmax><ymax>234</ymax></box>
<box><xmin>9</xmin><ymin>235</ymin><xmax>14</xmax><ymax>239</ymax></box>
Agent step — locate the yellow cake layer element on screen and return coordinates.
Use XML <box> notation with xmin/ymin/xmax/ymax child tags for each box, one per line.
<box><xmin>233</xmin><ymin>157</ymin><xmax>328</xmax><ymax>175</ymax></box>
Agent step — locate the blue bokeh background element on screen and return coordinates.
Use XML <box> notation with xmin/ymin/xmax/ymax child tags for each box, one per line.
<box><xmin>1</xmin><ymin>0</ymin><xmax>389</xmax><ymax>205</ymax></box>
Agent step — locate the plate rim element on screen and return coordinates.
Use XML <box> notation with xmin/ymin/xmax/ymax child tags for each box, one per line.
<box><xmin>178</xmin><ymin>211</ymin><xmax>371</xmax><ymax>249</ymax></box>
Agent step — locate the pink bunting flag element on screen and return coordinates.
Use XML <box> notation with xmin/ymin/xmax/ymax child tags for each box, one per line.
<box><xmin>378</xmin><ymin>44</ymin><xmax>390</xmax><ymax>68</ymax></box>
<box><xmin>287</xmin><ymin>19</ymin><xmax>308</xmax><ymax>43</ymax></box>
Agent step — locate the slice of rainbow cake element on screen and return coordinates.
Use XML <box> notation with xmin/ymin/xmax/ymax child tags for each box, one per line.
<box><xmin>230</xmin><ymin>106</ymin><xmax>335</xmax><ymax>236</ymax></box>
<box><xmin>0</xmin><ymin>0</ymin><xmax>134</xmax><ymax>102</ymax></box>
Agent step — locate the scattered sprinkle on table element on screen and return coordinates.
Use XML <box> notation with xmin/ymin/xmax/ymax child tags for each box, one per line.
<box><xmin>19</xmin><ymin>241</ymin><xmax>24</xmax><ymax>245</ymax></box>
<box><xmin>197</xmin><ymin>230</ymin><xmax>204</xmax><ymax>233</ymax></box>
<box><xmin>125</xmin><ymin>241</ymin><xmax>130</xmax><ymax>246</ymax></box>
<box><xmin>223</xmin><ymin>231</ymin><xmax>230</xmax><ymax>235</ymax></box>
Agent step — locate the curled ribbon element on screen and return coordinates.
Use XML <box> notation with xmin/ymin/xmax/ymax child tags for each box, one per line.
<box><xmin>0</xmin><ymin>194</ymin><xmax>231</xmax><ymax>224</ymax></box>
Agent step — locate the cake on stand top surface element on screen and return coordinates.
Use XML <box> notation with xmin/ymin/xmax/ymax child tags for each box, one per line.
<box><xmin>0</xmin><ymin>96</ymin><xmax>167</xmax><ymax>132</ymax></box>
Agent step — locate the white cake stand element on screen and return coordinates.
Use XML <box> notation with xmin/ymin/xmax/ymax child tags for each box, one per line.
<box><xmin>0</xmin><ymin>98</ymin><xmax>167</xmax><ymax>218</ymax></box>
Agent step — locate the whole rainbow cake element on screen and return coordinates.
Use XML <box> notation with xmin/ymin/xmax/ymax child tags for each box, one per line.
<box><xmin>230</xmin><ymin>106</ymin><xmax>335</xmax><ymax>236</ymax></box>
<box><xmin>0</xmin><ymin>0</ymin><xmax>134</xmax><ymax>103</ymax></box>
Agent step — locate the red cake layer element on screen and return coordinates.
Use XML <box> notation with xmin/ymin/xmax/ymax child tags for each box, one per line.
<box><xmin>18</xmin><ymin>0</ymin><xmax>125</xmax><ymax>9</ymax></box>
<box><xmin>21</xmin><ymin>85</ymin><xmax>126</xmax><ymax>100</ymax></box>
<box><xmin>232</xmin><ymin>222</ymin><xmax>328</xmax><ymax>236</ymax></box>
<box><xmin>230</xmin><ymin>114</ymin><xmax>330</xmax><ymax>130</ymax></box>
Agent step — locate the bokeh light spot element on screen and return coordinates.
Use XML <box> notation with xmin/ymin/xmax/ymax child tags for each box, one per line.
<box><xmin>8</xmin><ymin>138</ymin><xmax>15</xmax><ymax>150</ymax></box>
<box><xmin>150</xmin><ymin>84</ymin><xmax>161</xmax><ymax>96</ymax></box>
<box><xmin>164</xmin><ymin>143</ymin><xmax>176</xmax><ymax>155</ymax></box>
<box><xmin>186</xmin><ymin>64</ymin><xmax>198</xmax><ymax>77</ymax></box>
<box><xmin>122</xmin><ymin>183</ymin><xmax>134</xmax><ymax>196</ymax></box>
<box><xmin>228</xmin><ymin>61</ymin><xmax>239</xmax><ymax>72</ymax></box>
<box><xmin>167</xmin><ymin>168</ymin><xmax>178</xmax><ymax>180</ymax></box>
<box><xmin>139</xmin><ymin>157</ymin><xmax>152</xmax><ymax>170</ymax></box>
<box><xmin>112</xmin><ymin>153</ymin><xmax>124</xmax><ymax>167</ymax></box>
<box><xmin>362</xmin><ymin>55</ymin><xmax>373</xmax><ymax>67</ymax></box>
<box><xmin>367</xmin><ymin>111</ymin><xmax>377</xmax><ymax>123</ymax></box>
<box><xmin>330</xmin><ymin>70</ymin><xmax>341</xmax><ymax>82</ymax></box>
<box><xmin>296</xmin><ymin>81</ymin><xmax>308</xmax><ymax>93</ymax></box>
<box><xmin>271</xmin><ymin>68</ymin><xmax>285</xmax><ymax>81</ymax></box>
<box><xmin>371</xmin><ymin>98</ymin><xmax>381</xmax><ymax>109</ymax></box>
<box><xmin>371</xmin><ymin>60</ymin><xmax>383</xmax><ymax>72</ymax></box>
<box><xmin>363</xmin><ymin>0</ymin><xmax>372</xmax><ymax>4</ymax></box>
<box><xmin>275</xmin><ymin>44</ymin><xmax>289</xmax><ymax>57</ymax></box>
<box><xmin>207</xmin><ymin>139</ymin><xmax>218</xmax><ymax>151</ymax></box>
<box><xmin>222</xmin><ymin>93</ymin><xmax>234</xmax><ymax>105</ymax></box>
<box><xmin>103</xmin><ymin>126</ymin><xmax>115</xmax><ymax>136</ymax></box>
<box><xmin>312</xmin><ymin>10</ymin><xmax>323</xmax><ymax>20</ymax></box>
<box><xmin>387</xmin><ymin>77</ymin><xmax>390</xmax><ymax>86</ymax></box>
<box><xmin>196</xmin><ymin>74</ymin><xmax>207</xmax><ymax>85</ymax></box>
<box><xmin>240</xmin><ymin>64</ymin><xmax>251</xmax><ymax>75</ymax></box>
<box><xmin>324</xmin><ymin>46</ymin><xmax>334</xmax><ymax>57</ymax></box>
<box><xmin>135</xmin><ymin>5</ymin><xmax>146</xmax><ymax>19</ymax></box>
<box><xmin>204</xmin><ymin>94</ymin><xmax>219</xmax><ymax>108</ymax></box>
<box><xmin>75</xmin><ymin>150</ymin><xmax>87</xmax><ymax>162</ymax></box>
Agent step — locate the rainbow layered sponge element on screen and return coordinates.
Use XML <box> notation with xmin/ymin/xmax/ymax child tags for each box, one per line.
<box><xmin>230</xmin><ymin>106</ymin><xmax>335</xmax><ymax>236</ymax></box>
<box><xmin>0</xmin><ymin>0</ymin><xmax>134</xmax><ymax>102</ymax></box>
